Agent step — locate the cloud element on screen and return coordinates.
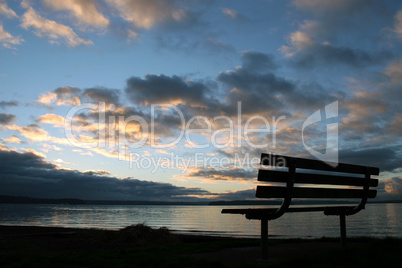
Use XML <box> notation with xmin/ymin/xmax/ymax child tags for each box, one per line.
<box><xmin>339</xmin><ymin>147</ymin><xmax>401</xmax><ymax>172</ymax></box>
<box><xmin>83</xmin><ymin>88</ymin><xmax>120</xmax><ymax>105</ymax></box>
<box><xmin>291</xmin><ymin>0</ymin><xmax>388</xmax><ymax>28</ymax></box>
<box><xmin>0</xmin><ymin>147</ymin><xmax>211</xmax><ymax>201</ymax></box>
<box><xmin>36</xmin><ymin>92</ymin><xmax>56</xmax><ymax>105</ymax></box>
<box><xmin>383</xmin><ymin>177</ymin><xmax>402</xmax><ymax>196</ymax></box>
<box><xmin>73</xmin><ymin>149</ymin><xmax>94</xmax><ymax>156</ymax></box>
<box><xmin>38</xmin><ymin>86</ymin><xmax>122</xmax><ymax>107</ymax></box>
<box><xmin>292</xmin><ymin>0</ymin><xmax>368</xmax><ymax>14</ymax></box>
<box><xmin>388</xmin><ymin>114</ymin><xmax>402</xmax><ymax>135</ymax></box>
<box><xmin>105</xmin><ymin>0</ymin><xmax>187</xmax><ymax>29</ymax></box>
<box><xmin>21</xmin><ymin>7</ymin><xmax>93</xmax><ymax>47</ymax></box>
<box><xmin>385</xmin><ymin>59</ymin><xmax>402</xmax><ymax>84</ymax></box>
<box><xmin>0</xmin><ymin>113</ymin><xmax>16</xmax><ymax>124</ymax></box>
<box><xmin>337</xmin><ymin>59</ymin><xmax>402</xmax><ymax>143</ymax></box>
<box><xmin>6</xmin><ymin>124</ymin><xmax>49</xmax><ymax>141</ymax></box>
<box><xmin>221</xmin><ymin>8</ymin><xmax>248</xmax><ymax>22</ymax></box>
<box><xmin>2</xmin><ymin>135</ymin><xmax>22</xmax><ymax>144</ymax></box>
<box><xmin>213</xmin><ymin>51</ymin><xmax>337</xmax><ymax>118</ymax></box>
<box><xmin>290</xmin><ymin>44</ymin><xmax>393</xmax><ymax>69</ymax></box>
<box><xmin>42</xmin><ymin>0</ymin><xmax>109</xmax><ymax>29</ymax></box>
<box><xmin>0</xmin><ymin>101</ymin><xmax>18</xmax><ymax>109</ymax></box>
<box><xmin>0</xmin><ymin>0</ymin><xmax>18</xmax><ymax>18</ymax></box>
<box><xmin>186</xmin><ymin>167</ymin><xmax>256</xmax><ymax>181</ymax></box>
<box><xmin>395</xmin><ymin>10</ymin><xmax>402</xmax><ymax>38</ymax></box>
<box><xmin>216</xmin><ymin>53</ymin><xmax>295</xmax><ymax>116</ymax></box>
<box><xmin>37</xmin><ymin>113</ymin><xmax>65</xmax><ymax>127</ymax></box>
<box><xmin>283</xmin><ymin>1</ymin><xmax>395</xmax><ymax>70</ymax></box>
<box><xmin>279</xmin><ymin>19</ymin><xmax>393</xmax><ymax>69</ymax></box>
<box><xmin>279</xmin><ymin>20</ymin><xmax>317</xmax><ymax>57</ymax></box>
<box><xmin>241</xmin><ymin>51</ymin><xmax>277</xmax><ymax>72</ymax></box>
<box><xmin>84</xmin><ymin>169</ymin><xmax>111</xmax><ymax>176</ymax></box>
<box><xmin>341</xmin><ymin>90</ymin><xmax>387</xmax><ymax>133</ymax></box>
<box><xmin>117</xmin><ymin>51</ymin><xmax>335</xmax><ymax>143</ymax></box>
<box><xmin>37</xmin><ymin>86</ymin><xmax>81</xmax><ymax>106</ymax></box>
<box><xmin>16</xmin><ymin>52</ymin><xmax>400</xmax><ymax>182</ymax></box>
<box><xmin>125</xmin><ymin>74</ymin><xmax>210</xmax><ymax>106</ymax></box>
<box><xmin>0</xmin><ymin>24</ymin><xmax>24</xmax><ymax>49</ymax></box>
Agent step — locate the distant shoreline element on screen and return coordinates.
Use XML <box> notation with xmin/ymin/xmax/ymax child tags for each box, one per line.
<box><xmin>1</xmin><ymin>195</ymin><xmax>402</xmax><ymax>205</ymax></box>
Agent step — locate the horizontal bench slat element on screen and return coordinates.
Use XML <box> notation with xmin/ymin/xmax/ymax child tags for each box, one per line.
<box><xmin>222</xmin><ymin>207</ymin><xmax>326</xmax><ymax>214</ymax></box>
<box><xmin>258</xmin><ymin>169</ymin><xmax>379</xmax><ymax>187</ymax></box>
<box><xmin>222</xmin><ymin>206</ymin><xmax>356</xmax><ymax>218</ymax></box>
<box><xmin>256</xmin><ymin>186</ymin><xmax>377</xmax><ymax>199</ymax></box>
<box><xmin>260</xmin><ymin>154</ymin><xmax>380</xmax><ymax>175</ymax></box>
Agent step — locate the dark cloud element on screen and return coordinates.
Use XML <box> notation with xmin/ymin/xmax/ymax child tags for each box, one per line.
<box><xmin>241</xmin><ymin>51</ymin><xmax>277</xmax><ymax>72</ymax></box>
<box><xmin>339</xmin><ymin>147</ymin><xmax>401</xmax><ymax>172</ymax></box>
<box><xmin>283</xmin><ymin>82</ymin><xmax>340</xmax><ymax>111</ymax></box>
<box><xmin>125</xmin><ymin>74</ymin><xmax>210</xmax><ymax>106</ymax></box>
<box><xmin>0</xmin><ymin>148</ymin><xmax>210</xmax><ymax>201</ymax></box>
<box><xmin>83</xmin><ymin>88</ymin><xmax>120</xmax><ymax>105</ymax></box>
<box><xmin>218</xmin><ymin>69</ymin><xmax>293</xmax><ymax>94</ymax></box>
<box><xmin>0</xmin><ymin>113</ymin><xmax>16</xmax><ymax>124</ymax></box>
<box><xmin>292</xmin><ymin>0</ymin><xmax>392</xmax><ymax>41</ymax></box>
<box><xmin>54</xmin><ymin>86</ymin><xmax>81</xmax><ymax>97</ymax></box>
<box><xmin>150</xmin><ymin>3</ymin><xmax>236</xmax><ymax>55</ymax></box>
<box><xmin>0</xmin><ymin>101</ymin><xmax>18</xmax><ymax>109</ymax></box>
<box><xmin>52</xmin><ymin>86</ymin><xmax>81</xmax><ymax>106</ymax></box>
<box><xmin>216</xmin><ymin>55</ymin><xmax>294</xmax><ymax>116</ymax></box>
<box><xmin>286</xmin><ymin>0</ymin><xmax>395</xmax><ymax>71</ymax></box>
<box><xmin>5</xmin><ymin>148</ymin><xmax>51</xmax><ymax>166</ymax></box>
<box><xmin>291</xmin><ymin>44</ymin><xmax>394</xmax><ymax>69</ymax></box>
<box><xmin>211</xmin><ymin>51</ymin><xmax>340</xmax><ymax>117</ymax></box>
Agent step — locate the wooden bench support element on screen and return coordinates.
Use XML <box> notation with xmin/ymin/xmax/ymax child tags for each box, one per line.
<box><xmin>261</xmin><ymin>218</ymin><xmax>268</xmax><ymax>260</ymax></box>
<box><xmin>340</xmin><ymin>214</ymin><xmax>346</xmax><ymax>247</ymax></box>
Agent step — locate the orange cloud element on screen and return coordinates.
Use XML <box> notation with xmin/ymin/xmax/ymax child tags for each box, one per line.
<box><xmin>21</xmin><ymin>7</ymin><xmax>93</xmax><ymax>47</ymax></box>
<box><xmin>37</xmin><ymin>113</ymin><xmax>65</xmax><ymax>127</ymax></box>
<box><xmin>42</xmin><ymin>0</ymin><xmax>109</xmax><ymax>29</ymax></box>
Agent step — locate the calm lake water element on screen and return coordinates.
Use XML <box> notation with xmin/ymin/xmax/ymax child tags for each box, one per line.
<box><xmin>0</xmin><ymin>203</ymin><xmax>401</xmax><ymax>238</ymax></box>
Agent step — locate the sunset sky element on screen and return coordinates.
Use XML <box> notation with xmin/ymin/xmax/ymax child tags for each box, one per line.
<box><xmin>1</xmin><ymin>0</ymin><xmax>402</xmax><ymax>202</ymax></box>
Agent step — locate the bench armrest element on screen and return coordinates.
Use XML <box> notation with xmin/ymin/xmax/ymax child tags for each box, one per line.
<box><xmin>341</xmin><ymin>167</ymin><xmax>372</xmax><ymax>216</ymax></box>
<box><xmin>262</xmin><ymin>159</ymin><xmax>296</xmax><ymax>220</ymax></box>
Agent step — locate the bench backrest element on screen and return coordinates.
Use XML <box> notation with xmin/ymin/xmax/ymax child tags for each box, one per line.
<box><xmin>257</xmin><ymin>153</ymin><xmax>379</xmax><ymax>201</ymax></box>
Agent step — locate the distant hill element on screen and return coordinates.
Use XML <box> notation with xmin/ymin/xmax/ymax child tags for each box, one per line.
<box><xmin>0</xmin><ymin>195</ymin><xmax>86</xmax><ymax>204</ymax></box>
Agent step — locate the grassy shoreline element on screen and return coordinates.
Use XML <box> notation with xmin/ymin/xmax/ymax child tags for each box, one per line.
<box><xmin>1</xmin><ymin>224</ymin><xmax>401</xmax><ymax>267</ymax></box>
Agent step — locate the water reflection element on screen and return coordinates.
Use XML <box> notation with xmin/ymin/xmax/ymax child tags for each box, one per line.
<box><xmin>0</xmin><ymin>203</ymin><xmax>401</xmax><ymax>238</ymax></box>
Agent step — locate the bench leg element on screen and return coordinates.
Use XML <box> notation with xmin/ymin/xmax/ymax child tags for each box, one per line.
<box><xmin>340</xmin><ymin>214</ymin><xmax>346</xmax><ymax>247</ymax></box>
<box><xmin>261</xmin><ymin>218</ymin><xmax>268</xmax><ymax>259</ymax></box>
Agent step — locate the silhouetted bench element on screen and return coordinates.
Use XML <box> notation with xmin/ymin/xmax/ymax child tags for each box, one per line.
<box><xmin>222</xmin><ymin>153</ymin><xmax>380</xmax><ymax>259</ymax></box>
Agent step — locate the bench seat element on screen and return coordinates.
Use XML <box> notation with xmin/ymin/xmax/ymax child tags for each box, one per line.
<box><xmin>222</xmin><ymin>206</ymin><xmax>356</xmax><ymax>219</ymax></box>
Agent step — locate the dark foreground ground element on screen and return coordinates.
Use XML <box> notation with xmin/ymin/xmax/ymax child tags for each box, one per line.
<box><xmin>0</xmin><ymin>225</ymin><xmax>401</xmax><ymax>267</ymax></box>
